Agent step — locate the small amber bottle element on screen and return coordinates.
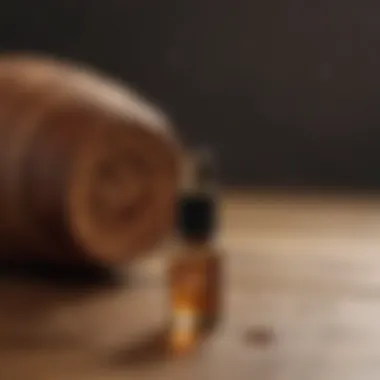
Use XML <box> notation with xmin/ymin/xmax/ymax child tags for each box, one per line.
<box><xmin>168</xmin><ymin>150</ymin><xmax>221</xmax><ymax>355</ymax></box>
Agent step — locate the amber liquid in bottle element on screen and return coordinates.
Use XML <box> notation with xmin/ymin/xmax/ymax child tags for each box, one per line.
<box><xmin>168</xmin><ymin>150</ymin><xmax>221</xmax><ymax>355</ymax></box>
<box><xmin>169</xmin><ymin>241</ymin><xmax>221</xmax><ymax>354</ymax></box>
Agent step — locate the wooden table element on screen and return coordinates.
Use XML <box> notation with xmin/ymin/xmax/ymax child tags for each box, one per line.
<box><xmin>1</xmin><ymin>191</ymin><xmax>380</xmax><ymax>380</ymax></box>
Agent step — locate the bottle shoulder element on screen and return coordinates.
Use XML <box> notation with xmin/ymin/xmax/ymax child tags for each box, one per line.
<box><xmin>169</xmin><ymin>244</ymin><xmax>221</xmax><ymax>270</ymax></box>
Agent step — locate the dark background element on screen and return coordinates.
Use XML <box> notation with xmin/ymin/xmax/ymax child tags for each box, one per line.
<box><xmin>1</xmin><ymin>0</ymin><xmax>380</xmax><ymax>187</ymax></box>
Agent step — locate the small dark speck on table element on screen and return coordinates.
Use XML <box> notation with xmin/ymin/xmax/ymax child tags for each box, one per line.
<box><xmin>244</xmin><ymin>326</ymin><xmax>275</xmax><ymax>347</ymax></box>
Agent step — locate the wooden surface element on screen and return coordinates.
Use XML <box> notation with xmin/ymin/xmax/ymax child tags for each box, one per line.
<box><xmin>1</xmin><ymin>191</ymin><xmax>380</xmax><ymax>379</ymax></box>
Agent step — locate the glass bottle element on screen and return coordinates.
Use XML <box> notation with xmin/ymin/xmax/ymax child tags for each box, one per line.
<box><xmin>168</xmin><ymin>150</ymin><xmax>222</xmax><ymax>355</ymax></box>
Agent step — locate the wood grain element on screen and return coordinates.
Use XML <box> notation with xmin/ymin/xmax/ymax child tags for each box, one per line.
<box><xmin>1</xmin><ymin>191</ymin><xmax>380</xmax><ymax>380</ymax></box>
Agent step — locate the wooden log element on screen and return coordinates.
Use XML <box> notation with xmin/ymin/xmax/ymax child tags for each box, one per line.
<box><xmin>0</xmin><ymin>53</ymin><xmax>180</xmax><ymax>265</ymax></box>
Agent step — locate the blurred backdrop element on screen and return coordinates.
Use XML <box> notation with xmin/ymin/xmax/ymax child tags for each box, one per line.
<box><xmin>1</xmin><ymin>0</ymin><xmax>379</xmax><ymax>187</ymax></box>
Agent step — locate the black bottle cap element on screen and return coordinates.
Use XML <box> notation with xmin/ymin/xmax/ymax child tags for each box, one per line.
<box><xmin>177</xmin><ymin>194</ymin><xmax>215</xmax><ymax>240</ymax></box>
<box><xmin>176</xmin><ymin>148</ymin><xmax>217</xmax><ymax>240</ymax></box>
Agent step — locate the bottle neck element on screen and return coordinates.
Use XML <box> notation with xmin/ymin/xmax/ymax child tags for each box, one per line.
<box><xmin>178</xmin><ymin>233</ymin><xmax>215</xmax><ymax>250</ymax></box>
